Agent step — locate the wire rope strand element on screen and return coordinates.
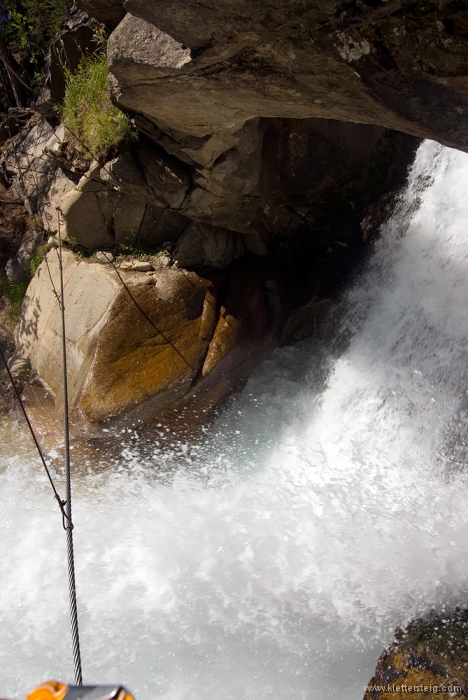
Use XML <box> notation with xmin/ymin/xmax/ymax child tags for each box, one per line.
<box><xmin>6</xmin><ymin>115</ymin><xmax>83</xmax><ymax>683</ymax></box>
<box><xmin>0</xmin><ymin>347</ymin><xmax>70</xmax><ymax>523</ymax></box>
<box><xmin>57</xmin><ymin>210</ymin><xmax>83</xmax><ymax>686</ymax></box>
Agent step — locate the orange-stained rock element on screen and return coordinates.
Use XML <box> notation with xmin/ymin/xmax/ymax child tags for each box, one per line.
<box><xmin>74</xmin><ymin>265</ymin><xmax>218</xmax><ymax>425</ymax></box>
<box><xmin>14</xmin><ymin>250</ymin><xmax>218</xmax><ymax>431</ymax></box>
<box><xmin>13</xmin><ymin>250</ymin><xmax>286</xmax><ymax>433</ymax></box>
<box><xmin>364</xmin><ymin>611</ymin><xmax>468</xmax><ymax>700</ymax></box>
<box><xmin>162</xmin><ymin>263</ymin><xmax>284</xmax><ymax>426</ymax></box>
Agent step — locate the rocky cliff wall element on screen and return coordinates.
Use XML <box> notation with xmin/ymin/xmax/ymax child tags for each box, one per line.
<box><xmin>5</xmin><ymin>109</ymin><xmax>417</xmax><ymax>430</ymax></box>
<box><xmin>6</xmin><ymin>0</ymin><xmax>468</xmax><ymax>429</ymax></box>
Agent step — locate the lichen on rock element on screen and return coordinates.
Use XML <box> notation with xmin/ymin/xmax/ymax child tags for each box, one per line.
<box><xmin>364</xmin><ymin>610</ymin><xmax>468</xmax><ymax>700</ymax></box>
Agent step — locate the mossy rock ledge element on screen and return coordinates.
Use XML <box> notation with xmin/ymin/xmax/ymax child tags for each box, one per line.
<box><xmin>364</xmin><ymin>610</ymin><xmax>468</xmax><ymax>700</ymax></box>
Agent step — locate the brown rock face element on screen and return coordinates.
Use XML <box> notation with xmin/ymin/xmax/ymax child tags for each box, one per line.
<box><xmin>75</xmin><ymin>265</ymin><xmax>217</xmax><ymax>425</ymax></box>
<box><xmin>176</xmin><ymin>263</ymin><xmax>283</xmax><ymax>423</ymax></box>
<box><xmin>13</xmin><ymin>250</ymin><xmax>282</xmax><ymax>431</ymax></box>
<box><xmin>14</xmin><ymin>251</ymin><xmax>213</xmax><ymax>428</ymax></box>
<box><xmin>365</xmin><ymin>610</ymin><xmax>468</xmax><ymax>700</ymax></box>
<box><xmin>106</xmin><ymin>0</ymin><xmax>468</xmax><ymax>153</ymax></box>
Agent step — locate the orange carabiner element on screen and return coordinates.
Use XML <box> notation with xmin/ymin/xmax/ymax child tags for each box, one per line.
<box><xmin>26</xmin><ymin>682</ymin><xmax>68</xmax><ymax>700</ymax></box>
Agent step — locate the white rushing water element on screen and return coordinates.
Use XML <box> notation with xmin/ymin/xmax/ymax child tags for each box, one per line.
<box><xmin>1</xmin><ymin>140</ymin><xmax>468</xmax><ymax>699</ymax></box>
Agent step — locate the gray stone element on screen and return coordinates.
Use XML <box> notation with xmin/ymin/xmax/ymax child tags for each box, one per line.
<box><xmin>132</xmin><ymin>113</ymin><xmax>254</xmax><ymax>169</ymax></box>
<box><xmin>95</xmin><ymin>251</ymin><xmax>114</xmax><ymax>263</ymax></box>
<box><xmin>109</xmin><ymin>0</ymin><xmax>468</xmax><ymax>152</ymax></box>
<box><xmin>14</xmin><ymin>249</ymin><xmax>219</xmax><ymax>431</ymax></box>
<box><xmin>39</xmin><ymin>166</ymin><xmax>79</xmax><ymax>233</ymax></box>
<box><xmin>174</xmin><ymin>221</ymin><xmax>244</xmax><ymax>269</ymax></box>
<box><xmin>137</xmin><ymin>206</ymin><xmax>188</xmax><ymax>247</ymax></box>
<box><xmin>132</xmin><ymin>260</ymin><xmax>153</xmax><ymax>271</ymax></box>
<box><xmin>5</xmin><ymin>229</ymin><xmax>44</xmax><ymax>283</ymax></box>
<box><xmin>51</xmin><ymin>160</ymin><xmax>146</xmax><ymax>249</ymax></box>
<box><xmin>3</xmin><ymin>120</ymin><xmax>67</xmax><ymax>214</ymax></box>
<box><xmin>135</xmin><ymin>138</ymin><xmax>190</xmax><ymax>209</ymax></box>
<box><xmin>100</xmin><ymin>151</ymin><xmax>151</xmax><ymax>199</ymax></box>
<box><xmin>179</xmin><ymin>118</ymin><xmax>263</xmax><ymax>232</ymax></box>
<box><xmin>107</xmin><ymin>14</ymin><xmax>191</xmax><ymax>81</ymax></box>
<box><xmin>111</xmin><ymin>193</ymin><xmax>147</xmax><ymax>244</ymax></box>
<box><xmin>58</xmin><ymin>171</ymin><xmax>118</xmax><ymax>249</ymax></box>
<box><xmin>100</xmin><ymin>139</ymin><xmax>191</xmax><ymax>210</ymax></box>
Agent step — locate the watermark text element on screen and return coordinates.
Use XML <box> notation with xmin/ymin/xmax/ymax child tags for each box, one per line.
<box><xmin>365</xmin><ymin>684</ymin><xmax>462</xmax><ymax>694</ymax></box>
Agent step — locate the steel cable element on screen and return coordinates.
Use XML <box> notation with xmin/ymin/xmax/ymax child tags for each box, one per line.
<box><xmin>57</xmin><ymin>211</ymin><xmax>83</xmax><ymax>686</ymax></box>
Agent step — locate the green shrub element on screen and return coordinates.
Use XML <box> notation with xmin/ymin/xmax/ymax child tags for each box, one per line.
<box><xmin>61</xmin><ymin>53</ymin><xmax>137</xmax><ymax>158</ymax></box>
<box><xmin>64</xmin><ymin>237</ymin><xmax>91</xmax><ymax>259</ymax></box>
<box><xmin>29</xmin><ymin>253</ymin><xmax>44</xmax><ymax>276</ymax></box>
<box><xmin>117</xmin><ymin>241</ymin><xmax>149</xmax><ymax>258</ymax></box>
<box><xmin>4</xmin><ymin>0</ymin><xmax>70</xmax><ymax>51</ymax></box>
<box><xmin>1</xmin><ymin>0</ymin><xmax>72</xmax><ymax>110</ymax></box>
<box><xmin>0</xmin><ymin>270</ymin><xmax>28</xmax><ymax>324</ymax></box>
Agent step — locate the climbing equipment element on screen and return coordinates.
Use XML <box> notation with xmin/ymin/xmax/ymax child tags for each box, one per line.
<box><xmin>26</xmin><ymin>682</ymin><xmax>134</xmax><ymax>700</ymax></box>
<box><xmin>57</xmin><ymin>212</ymin><xmax>83</xmax><ymax>685</ymax></box>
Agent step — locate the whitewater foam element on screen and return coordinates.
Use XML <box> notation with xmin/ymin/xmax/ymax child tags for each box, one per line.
<box><xmin>1</xmin><ymin>140</ymin><xmax>468</xmax><ymax>699</ymax></box>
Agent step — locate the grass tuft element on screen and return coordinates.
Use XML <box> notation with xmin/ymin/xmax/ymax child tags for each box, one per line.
<box><xmin>60</xmin><ymin>53</ymin><xmax>137</xmax><ymax>159</ymax></box>
<box><xmin>29</xmin><ymin>253</ymin><xmax>44</xmax><ymax>277</ymax></box>
<box><xmin>0</xmin><ymin>270</ymin><xmax>29</xmax><ymax>325</ymax></box>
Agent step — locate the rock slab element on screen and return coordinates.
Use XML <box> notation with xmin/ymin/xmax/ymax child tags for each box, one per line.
<box><xmin>14</xmin><ymin>250</ymin><xmax>216</xmax><ymax>428</ymax></box>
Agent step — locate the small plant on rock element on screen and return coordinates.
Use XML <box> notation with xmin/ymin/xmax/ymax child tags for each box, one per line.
<box><xmin>117</xmin><ymin>241</ymin><xmax>149</xmax><ymax>259</ymax></box>
<box><xmin>29</xmin><ymin>253</ymin><xmax>44</xmax><ymax>276</ymax></box>
<box><xmin>0</xmin><ymin>270</ymin><xmax>29</xmax><ymax>324</ymax></box>
<box><xmin>60</xmin><ymin>52</ymin><xmax>137</xmax><ymax>159</ymax></box>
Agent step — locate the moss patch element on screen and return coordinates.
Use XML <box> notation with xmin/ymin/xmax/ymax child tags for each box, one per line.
<box><xmin>397</xmin><ymin>609</ymin><xmax>468</xmax><ymax>666</ymax></box>
<box><xmin>366</xmin><ymin>610</ymin><xmax>468</xmax><ymax>700</ymax></box>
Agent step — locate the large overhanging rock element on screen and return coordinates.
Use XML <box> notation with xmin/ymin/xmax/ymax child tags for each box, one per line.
<box><xmin>106</xmin><ymin>1</ymin><xmax>468</xmax><ymax>156</ymax></box>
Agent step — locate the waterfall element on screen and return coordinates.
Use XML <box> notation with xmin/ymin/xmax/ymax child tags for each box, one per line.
<box><xmin>1</xmin><ymin>140</ymin><xmax>468</xmax><ymax>700</ymax></box>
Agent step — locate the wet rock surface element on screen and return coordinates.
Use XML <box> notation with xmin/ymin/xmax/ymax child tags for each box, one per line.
<box><xmin>365</xmin><ymin>610</ymin><xmax>468</xmax><ymax>700</ymax></box>
<box><xmin>12</xmin><ymin>249</ymin><xmax>283</xmax><ymax>432</ymax></box>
